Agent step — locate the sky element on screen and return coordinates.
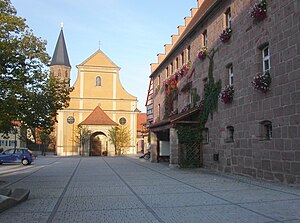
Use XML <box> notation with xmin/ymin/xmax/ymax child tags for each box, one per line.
<box><xmin>11</xmin><ymin>0</ymin><xmax>197</xmax><ymax>112</ymax></box>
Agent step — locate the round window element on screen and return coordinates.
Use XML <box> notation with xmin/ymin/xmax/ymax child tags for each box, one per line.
<box><xmin>67</xmin><ymin>116</ymin><xmax>75</xmax><ymax>124</ymax></box>
<box><xmin>119</xmin><ymin>117</ymin><xmax>126</xmax><ymax>125</ymax></box>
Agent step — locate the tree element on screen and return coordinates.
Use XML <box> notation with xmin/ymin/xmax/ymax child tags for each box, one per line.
<box><xmin>108</xmin><ymin>126</ymin><xmax>131</xmax><ymax>155</ymax></box>
<box><xmin>0</xmin><ymin>0</ymin><xmax>71</xmax><ymax>137</ymax></box>
<box><xmin>75</xmin><ymin>125</ymin><xmax>91</xmax><ymax>156</ymax></box>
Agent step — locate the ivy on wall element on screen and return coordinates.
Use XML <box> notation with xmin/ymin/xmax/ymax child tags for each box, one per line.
<box><xmin>177</xmin><ymin>48</ymin><xmax>221</xmax><ymax>147</ymax></box>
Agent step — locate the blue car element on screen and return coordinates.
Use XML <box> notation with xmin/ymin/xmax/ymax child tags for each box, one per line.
<box><xmin>0</xmin><ymin>148</ymin><xmax>34</xmax><ymax>165</ymax></box>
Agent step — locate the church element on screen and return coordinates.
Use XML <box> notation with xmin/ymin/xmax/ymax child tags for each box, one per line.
<box><xmin>50</xmin><ymin>28</ymin><xmax>141</xmax><ymax>156</ymax></box>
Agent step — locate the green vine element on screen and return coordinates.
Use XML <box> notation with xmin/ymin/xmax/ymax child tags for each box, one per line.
<box><xmin>176</xmin><ymin>48</ymin><xmax>221</xmax><ymax>160</ymax></box>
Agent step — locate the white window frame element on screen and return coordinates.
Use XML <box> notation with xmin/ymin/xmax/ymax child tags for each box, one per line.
<box><xmin>228</xmin><ymin>65</ymin><xmax>234</xmax><ymax>86</ymax></box>
<box><xmin>262</xmin><ymin>46</ymin><xmax>270</xmax><ymax>73</ymax></box>
<box><xmin>225</xmin><ymin>8</ymin><xmax>232</xmax><ymax>29</ymax></box>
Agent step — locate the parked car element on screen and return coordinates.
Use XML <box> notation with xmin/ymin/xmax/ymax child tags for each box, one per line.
<box><xmin>0</xmin><ymin>148</ymin><xmax>34</xmax><ymax>165</ymax></box>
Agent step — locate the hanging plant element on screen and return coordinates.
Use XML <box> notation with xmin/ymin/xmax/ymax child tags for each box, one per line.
<box><xmin>198</xmin><ymin>46</ymin><xmax>208</xmax><ymax>60</ymax></box>
<box><xmin>181</xmin><ymin>61</ymin><xmax>191</xmax><ymax>76</ymax></box>
<box><xmin>219</xmin><ymin>85</ymin><xmax>234</xmax><ymax>104</ymax></box>
<box><xmin>163</xmin><ymin>75</ymin><xmax>178</xmax><ymax>94</ymax></box>
<box><xmin>250</xmin><ymin>0</ymin><xmax>267</xmax><ymax>21</ymax></box>
<box><xmin>220</xmin><ymin>28</ymin><xmax>232</xmax><ymax>43</ymax></box>
<box><xmin>251</xmin><ymin>70</ymin><xmax>271</xmax><ymax>93</ymax></box>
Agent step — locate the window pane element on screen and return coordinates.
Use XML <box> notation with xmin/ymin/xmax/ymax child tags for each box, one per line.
<box><xmin>263</xmin><ymin>48</ymin><xmax>269</xmax><ymax>57</ymax></box>
<box><xmin>264</xmin><ymin>60</ymin><xmax>269</xmax><ymax>71</ymax></box>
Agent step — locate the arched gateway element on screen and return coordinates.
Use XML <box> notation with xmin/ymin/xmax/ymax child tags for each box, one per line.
<box><xmin>90</xmin><ymin>132</ymin><xmax>108</xmax><ymax>156</ymax></box>
<box><xmin>79</xmin><ymin>106</ymin><xmax>117</xmax><ymax>156</ymax></box>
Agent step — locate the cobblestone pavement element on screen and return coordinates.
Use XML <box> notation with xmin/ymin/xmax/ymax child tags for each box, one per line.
<box><xmin>0</xmin><ymin>156</ymin><xmax>299</xmax><ymax>223</ymax></box>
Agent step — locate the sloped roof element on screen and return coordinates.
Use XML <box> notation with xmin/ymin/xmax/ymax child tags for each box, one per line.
<box><xmin>50</xmin><ymin>28</ymin><xmax>71</xmax><ymax>67</ymax></box>
<box><xmin>78</xmin><ymin>50</ymin><xmax>119</xmax><ymax>68</ymax></box>
<box><xmin>137</xmin><ymin>113</ymin><xmax>147</xmax><ymax>131</ymax></box>
<box><xmin>79</xmin><ymin>106</ymin><xmax>117</xmax><ymax>126</ymax></box>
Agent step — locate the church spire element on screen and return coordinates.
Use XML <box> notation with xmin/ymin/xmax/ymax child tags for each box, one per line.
<box><xmin>50</xmin><ymin>26</ymin><xmax>71</xmax><ymax>67</ymax></box>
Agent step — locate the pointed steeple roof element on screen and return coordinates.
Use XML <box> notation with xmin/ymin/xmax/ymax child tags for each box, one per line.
<box><xmin>50</xmin><ymin>28</ymin><xmax>71</xmax><ymax>67</ymax></box>
<box><xmin>79</xmin><ymin>106</ymin><xmax>117</xmax><ymax>126</ymax></box>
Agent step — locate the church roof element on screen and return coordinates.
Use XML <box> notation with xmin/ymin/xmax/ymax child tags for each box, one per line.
<box><xmin>78</xmin><ymin>49</ymin><xmax>119</xmax><ymax>68</ymax></box>
<box><xmin>79</xmin><ymin>106</ymin><xmax>117</xmax><ymax>126</ymax></box>
<box><xmin>50</xmin><ymin>28</ymin><xmax>71</xmax><ymax>67</ymax></box>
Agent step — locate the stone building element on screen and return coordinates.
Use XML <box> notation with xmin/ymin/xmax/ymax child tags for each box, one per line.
<box><xmin>148</xmin><ymin>0</ymin><xmax>300</xmax><ymax>184</ymax></box>
<box><xmin>50</xmin><ymin>28</ymin><xmax>140</xmax><ymax>156</ymax></box>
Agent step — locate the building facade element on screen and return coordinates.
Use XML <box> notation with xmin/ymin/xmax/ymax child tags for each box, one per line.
<box><xmin>50</xmin><ymin>28</ymin><xmax>139</xmax><ymax>156</ymax></box>
<box><xmin>148</xmin><ymin>0</ymin><xmax>300</xmax><ymax>184</ymax></box>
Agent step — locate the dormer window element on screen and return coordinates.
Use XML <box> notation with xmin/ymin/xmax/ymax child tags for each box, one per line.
<box><xmin>96</xmin><ymin>76</ymin><xmax>102</xmax><ymax>86</ymax></box>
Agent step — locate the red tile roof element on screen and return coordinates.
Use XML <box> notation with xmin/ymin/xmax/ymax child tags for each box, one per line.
<box><xmin>137</xmin><ymin>113</ymin><xmax>147</xmax><ymax>131</ymax></box>
<box><xmin>79</xmin><ymin>106</ymin><xmax>117</xmax><ymax>126</ymax></box>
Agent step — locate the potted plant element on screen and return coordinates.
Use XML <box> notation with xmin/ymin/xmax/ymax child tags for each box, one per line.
<box><xmin>198</xmin><ymin>47</ymin><xmax>208</xmax><ymax>60</ymax></box>
<box><xmin>219</xmin><ymin>85</ymin><xmax>234</xmax><ymax>104</ymax></box>
<box><xmin>251</xmin><ymin>70</ymin><xmax>271</xmax><ymax>93</ymax></box>
<box><xmin>250</xmin><ymin>0</ymin><xmax>267</xmax><ymax>21</ymax></box>
<box><xmin>220</xmin><ymin>28</ymin><xmax>232</xmax><ymax>43</ymax></box>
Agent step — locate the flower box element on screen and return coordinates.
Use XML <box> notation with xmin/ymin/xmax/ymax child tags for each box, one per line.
<box><xmin>250</xmin><ymin>0</ymin><xmax>267</xmax><ymax>21</ymax></box>
<box><xmin>220</xmin><ymin>28</ymin><xmax>232</xmax><ymax>43</ymax></box>
<box><xmin>251</xmin><ymin>70</ymin><xmax>271</xmax><ymax>93</ymax></box>
<box><xmin>198</xmin><ymin>47</ymin><xmax>207</xmax><ymax>60</ymax></box>
<box><xmin>219</xmin><ymin>85</ymin><xmax>234</xmax><ymax>104</ymax></box>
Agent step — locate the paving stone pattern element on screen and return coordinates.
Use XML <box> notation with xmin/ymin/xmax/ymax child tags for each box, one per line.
<box><xmin>0</xmin><ymin>156</ymin><xmax>299</xmax><ymax>223</ymax></box>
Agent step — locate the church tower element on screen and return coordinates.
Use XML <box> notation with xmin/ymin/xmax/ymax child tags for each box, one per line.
<box><xmin>50</xmin><ymin>25</ymin><xmax>71</xmax><ymax>86</ymax></box>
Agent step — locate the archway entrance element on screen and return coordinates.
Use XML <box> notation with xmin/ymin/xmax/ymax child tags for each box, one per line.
<box><xmin>90</xmin><ymin>132</ymin><xmax>108</xmax><ymax>156</ymax></box>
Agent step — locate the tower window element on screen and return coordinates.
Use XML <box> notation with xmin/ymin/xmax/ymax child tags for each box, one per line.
<box><xmin>96</xmin><ymin>76</ymin><xmax>102</xmax><ymax>86</ymax></box>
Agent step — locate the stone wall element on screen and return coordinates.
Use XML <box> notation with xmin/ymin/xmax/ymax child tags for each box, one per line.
<box><xmin>150</xmin><ymin>0</ymin><xmax>300</xmax><ymax>185</ymax></box>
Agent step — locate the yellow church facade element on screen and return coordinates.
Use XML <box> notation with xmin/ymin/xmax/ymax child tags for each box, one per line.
<box><xmin>50</xmin><ymin>29</ymin><xmax>139</xmax><ymax>156</ymax></box>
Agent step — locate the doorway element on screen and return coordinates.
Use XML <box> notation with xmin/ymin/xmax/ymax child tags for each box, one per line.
<box><xmin>90</xmin><ymin>132</ymin><xmax>108</xmax><ymax>156</ymax></box>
